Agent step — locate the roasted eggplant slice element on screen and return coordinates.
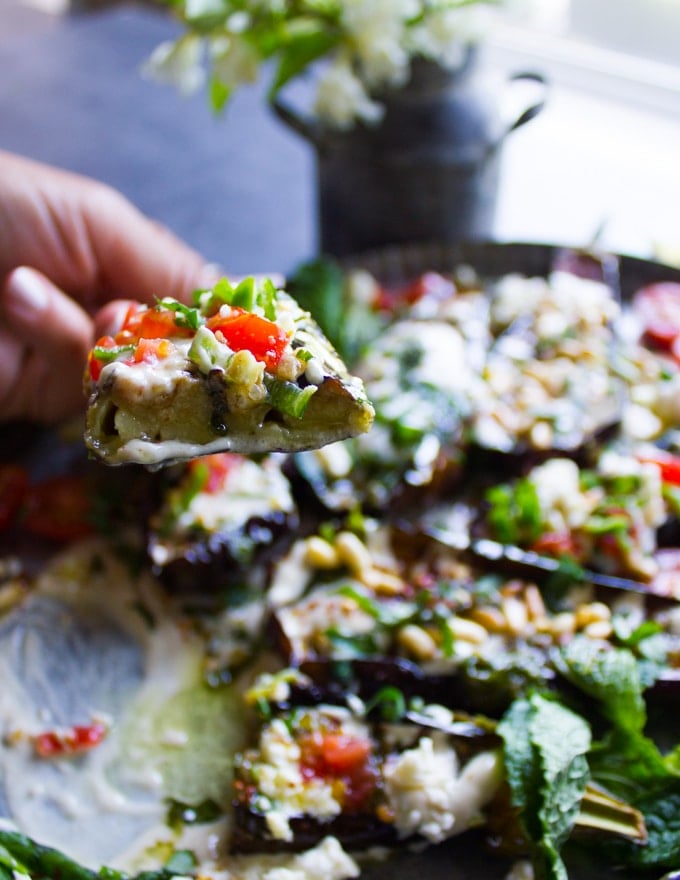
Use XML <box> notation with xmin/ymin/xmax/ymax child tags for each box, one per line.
<box><xmin>84</xmin><ymin>279</ymin><xmax>374</xmax><ymax>467</ymax></box>
<box><xmin>147</xmin><ymin>452</ymin><xmax>298</xmax><ymax>608</ymax></box>
<box><xmin>470</xmin><ymin>269</ymin><xmax>624</xmax><ymax>458</ymax></box>
<box><xmin>291</xmin><ymin>318</ymin><xmax>470</xmax><ymax>514</ymax></box>
<box><xmin>230</xmin><ymin>700</ymin><xmax>502</xmax><ymax>854</ymax></box>
<box><xmin>266</xmin><ymin>524</ymin><xmax>680</xmax><ymax>717</ymax></box>
<box><xmin>475</xmin><ymin>451</ymin><xmax>671</xmax><ymax>584</ymax></box>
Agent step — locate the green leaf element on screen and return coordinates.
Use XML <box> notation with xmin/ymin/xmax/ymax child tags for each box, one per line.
<box><xmin>556</xmin><ymin>636</ymin><xmax>646</xmax><ymax>734</ymax></box>
<box><xmin>164</xmin><ymin>849</ymin><xmax>197</xmax><ymax>873</ymax></box>
<box><xmin>209</xmin><ymin>75</ymin><xmax>232</xmax><ymax>113</ymax></box>
<box><xmin>268</xmin><ymin>26</ymin><xmax>340</xmax><ymax>97</ymax></box>
<box><xmin>256</xmin><ymin>277</ymin><xmax>278</xmax><ymax>321</ymax></box>
<box><xmin>498</xmin><ymin>693</ymin><xmax>591</xmax><ymax>880</ymax></box>
<box><xmin>485</xmin><ymin>478</ymin><xmax>543</xmax><ymax>546</ymax></box>
<box><xmin>157</xmin><ymin>298</ymin><xmax>204</xmax><ymax>330</ymax></box>
<box><xmin>264</xmin><ymin>376</ymin><xmax>317</xmax><ymax>418</ymax></box>
<box><xmin>92</xmin><ymin>343</ymin><xmax>135</xmax><ymax>363</ymax></box>
<box><xmin>364</xmin><ymin>686</ymin><xmax>406</xmax><ymax>722</ymax></box>
<box><xmin>231</xmin><ymin>276</ymin><xmax>256</xmax><ymax>311</ymax></box>
<box><xmin>287</xmin><ymin>258</ymin><xmax>345</xmax><ymax>344</ymax></box>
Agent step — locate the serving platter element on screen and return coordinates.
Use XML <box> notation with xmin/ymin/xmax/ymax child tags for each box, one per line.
<box><xmin>2</xmin><ymin>240</ymin><xmax>680</xmax><ymax>880</ymax></box>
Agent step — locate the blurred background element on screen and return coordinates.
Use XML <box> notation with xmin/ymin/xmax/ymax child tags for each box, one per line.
<box><xmin>1</xmin><ymin>0</ymin><xmax>679</xmax><ymax>275</ymax></box>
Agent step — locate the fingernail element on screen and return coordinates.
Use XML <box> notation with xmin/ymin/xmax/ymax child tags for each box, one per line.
<box><xmin>4</xmin><ymin>267</ymin><xmax>50</xmax><ymax>322</ymax></box>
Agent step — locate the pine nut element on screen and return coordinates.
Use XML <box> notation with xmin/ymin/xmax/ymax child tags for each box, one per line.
<box><xmin>447</xmin><ymin>616</ymin><xmax>488</xmax><ymax>645</ymax></box>
<box><xmin>334</xmin><ymin>531</ymin><xmax>373</xmax><ymax>574</ymax></box>
<box><xmin>397</xmin><ymin>624</ymin><xmax>438</xmax><ymax>661</ymax></box>
<box><xmin>303</xmin><ymin>536</ymin><xmax>339</xmax><ymax>569</ymax></box>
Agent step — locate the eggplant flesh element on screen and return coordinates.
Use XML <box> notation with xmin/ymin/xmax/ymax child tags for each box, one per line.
<box><xmin>231</xmin><ymin>806</ymin><xmax>397</xmax><ymax>854</ymax></box>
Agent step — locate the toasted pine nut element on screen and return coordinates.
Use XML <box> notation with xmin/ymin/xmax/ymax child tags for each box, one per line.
<box><xmin>575</xmin><ymin>601</ymin><xmax>612</xmax><ymax>629</ymax></box>
<box><xmin>447</xmin><ymin>616</ymin><xmax>488</xmax><ymax>645</ymax></box>
<box><xmin>583</xmin><ymin>620</ymin><xmax>613</xmax><ymax>640</ymax></box>
<box><xmin>303</xmin><ymin>536</ymin><xmax>340</xmax><ymax>569</ymax></box>
<box><xmin>334</xmin><ymin>531</ymin><xmax>373</xmax><ymax>575</ymax></box>
<box><xmin>361</xmin><ymin>568</ymin><xmax>405</xmax><ymax>596</ymax></box>
<box><xmin>502</xmin><ymin>596</ymin><xmax>529</xmax><ymax>636</ymax></box>
<box><xmin>469</xmin><ymin>605</ymin><xmax>507</xmax><ymax>633</ymax></box>
<box><xmin>550</xmin><ymin>612</ymin><xmax>576</xmax><ymax>637</ymax></box>
<box><xmin>524</xmin><ymin>584</ymin><xmax>547</xmax><ymax>621</ymax></box>
<box><xmin>397</xmin><ymin>624</ymin><xmax>438</xmax><ymax>661</ymax></box>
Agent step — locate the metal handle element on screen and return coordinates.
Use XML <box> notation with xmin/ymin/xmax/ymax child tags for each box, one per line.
<box><xmin>503</xmin><ymin>70</ymin><xmax>549</xmax><ymax>137</ymax></box>
<box><xmin>271</xmin><ymin>94</ymin><xmax>322</xmax><ymax>148</ymax></box>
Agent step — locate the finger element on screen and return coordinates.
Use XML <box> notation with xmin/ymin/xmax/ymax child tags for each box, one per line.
<box><xmin>0</xmin><ymin>267</ymin><xmax>94</xmax><ymax>423</ymax></box>
<box><xmin>0</xmin><ymin>326</ymin><xmax>25</xmax><ymax>416</ymax></box>
<box><xmin>93</xmin><ymin>299</ymin><xmax>138</xmax><ymax>339</ymax></box>
<box><xmin>0</xmin><ymin>151</ymin><xmax>221</xmax><ymax>310</ymax></box>
<box><xmin>81</xmin><ymin>185</ymin><xmax>221</xmax><ymax>307</ymax></box>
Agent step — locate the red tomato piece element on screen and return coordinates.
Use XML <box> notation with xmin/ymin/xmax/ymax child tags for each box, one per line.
<box><xmin>88</xmin><ymin>335</ymin><xmax>117</xmax><ymax>381</ymax></box>
<box><xmin>207</xmin><ymin>309</ymin><xmax>288</xmax><ymax>371</ymax></box>
<box><xmin>133</xmin><ymin>337</ymin><xmax>171</xmax><ymax>364</ymax></box>
<box><xmin>374</xmin><ymin>272</ymin><xmax>455</xmax><ymax>313</ymax></box>
<box><xmin>34</xmin><ymin>721</ymin><xmax>107</xmax><ymax>758</ymax></box>
<box><xmin>637</xmin><ymin>449</ymin><xmax>680</xmax><ymax>486</ymax></box>
<box><xmin>299</xmin><ymin>731</ymin><xmax>377</xmax><ymax>811</ymax></box>
<box><xmin>316</xmin><ymin>733</ymin><xmax>372</xmax><ymax>774</ymax></box>
<box><xmin>115</xmin><ymin>304</ymin><xmax>191</xmax><ymax>344</ymax></box>
<box><xmin>22</xmin><ymin>475</ymin><xmax>95</xmax><ymax>542</ymax></box>
<box><xmin>190</xmin><ymin>453</ymin><xmax>244</xmax><ymax>493</ymax></box>
<box><xmin>633</xmin><ymin>282</ymin><xmax>680</xmax><ymax>351</ymax></box>
<box><xmin>0</xmin><ymin>464</ymin><xmax>29</xmax><ymax>532</ymax></box>
<box><xmin>530</xmin><ymin>531</ymin><xmax>579</xmax><ymax>559</ymax></box>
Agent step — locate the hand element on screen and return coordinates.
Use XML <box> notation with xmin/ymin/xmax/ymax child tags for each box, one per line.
<box><xmin>0</xmin><ymin>150</ymin><xmax>216</xmax><ymax>424</ymax></box>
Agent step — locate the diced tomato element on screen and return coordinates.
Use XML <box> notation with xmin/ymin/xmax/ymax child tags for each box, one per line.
<box><xmin>637</xmin><ymin>449</ymin><xmax>680</xmax><ymax>486</ymax></box>
<box><xmin>207</xmin><ymin>308</ymin><xmax>288</xmax><ymax>371</ymax></box>
<box><xmin>374</xmin><ymin>272</ymin><xmax>455</xmax><ymax>313</ymax></box>
<box><xmin>316</xmin><ymin>733</ymin><xmax>372</xmax><ymax>773</ymax></box>
<box><xmin>0</xmin><ymin>464</ymin><xmax>29</xmax><ymax>532</ymax></box>
<box><xmin>88</xmin><ymin>335</ymin><xmax>117</xmax><ymax>381</ymax></box>
<box><xmin>189</xmin><ymin>453</ymin><xmax>244</xmax><ymax>493</ymax></box>
<box><xmin>530</xmin><ymin>531</ymin><xmax>580</xmax><ymax>559</ymax></box>
<box><xmin>632</xmin><ymin>282</ymin><xmax>680</xmax><ymax>351</ymax></box>
<box><xmin>115</xmin><ymin>304</ymin><xmax>191</xmax><ymax>344</ymax></box>
<box><xmin>300</xmin><ymin>731</ymin><xmax>378</xmax><ymax>812</ymax></box>
<box><xmin>34</xmin><ymin>721</ymin><xmax>107</xmax><ymax>758</ymax></box>
<box><xmin>22</xmin><ymin>475</ymin><xmax>95</xmax><ymax>542</ymax></box>
<box><xmin>132</xmin><ymin>337</ymin><xmax>171</xmax><ymax>364</ymax></box>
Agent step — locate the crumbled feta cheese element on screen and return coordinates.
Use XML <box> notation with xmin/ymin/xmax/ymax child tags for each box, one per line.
<box><xmin>384</xmin><ymin>738</ymin><xmax>502</xmax><ymax>843</ymax></box>
<box><xmin>530</xmin><ymin>458</ymin><xmax>591</xmax><ymax>531</ymax></box>
<box><xmin>253</xmin><ymin>720</ymin><xmax>342</xmax><ymax>841</ymax></box>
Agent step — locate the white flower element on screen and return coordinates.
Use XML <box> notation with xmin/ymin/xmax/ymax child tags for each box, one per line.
<box><xmin>313</xmin><ymin>57</ymin><xmax>384</xmax><ymax>129</ymax></box>
<box><xmin>184</xmin><ymin>0</ymin><xmax>224</xmax><ymax>19</ymax></box>
<box><xmin>407</xmin><ymin>5</ymin><xmax>492</xmax><ymax>68</ymax></box>
<box><xmin>209</xmin><ymin>35</ymin><xmax>260</xmax><ymax>88</ymax></box>
<box><xmin>141</xmin><ymin>35</ymin><xmax>205</xmax><ymax>97</ymax></box>
<box><xmin>342</xmin><ymin>0</ymin><xmax>419</xmax><ymax>87</ymax></box>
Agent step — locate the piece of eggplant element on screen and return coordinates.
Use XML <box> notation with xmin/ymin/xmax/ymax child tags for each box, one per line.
<box><xmin>146</xmin><ymin>454</ymin><xmax>299</xmax><ymax>610</ymax></box>
<box><xmin>230</xmin><ymin>701</ymin><xmax>499</xmax><ymax>854</ymax></box>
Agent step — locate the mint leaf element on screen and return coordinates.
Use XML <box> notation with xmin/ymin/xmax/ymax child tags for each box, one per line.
<box><xmin>556</xmin><ymin>636</ymin><xmax>646</xmax><ymax>734</ymax></box>
<box><xmin>499</xmin><ymin>693</ymin><xmax>591</xmax><ymax>880</ymax></box>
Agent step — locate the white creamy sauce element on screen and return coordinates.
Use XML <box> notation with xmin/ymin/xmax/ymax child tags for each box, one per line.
<box><xmin>176</xmin><ymin>457</ymin><xmax>294</xmax><ymax>534</ymax></box>
<box><xmin>360</xmin><ymin>320</ymin><xmax>472</xmax><ymax>400</ymax></box>
<box><xmin>0</xmin><ymin>542</ymin><xmax>240</xmax><ymax>871</ymax></box>
<box><xmin>102</xmin><ymin>340</ymin><xmax>193</xmax><ymax>403</ymax></box>
<box><xmin>0</xmin><ymin>540</ymin><xmax>364</xmax><ymax>880</ymax></box>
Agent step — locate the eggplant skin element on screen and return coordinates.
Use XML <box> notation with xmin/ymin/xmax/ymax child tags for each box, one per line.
<box><xmin>230</xmin><ymin>806</ymin><xmax>397</xmax><ymax>854</ymax></box>
<box><xmin>149</xmin><ymin>510</ymin><xmax>299</xmax><ymax>608</ymax></box>
<box><xmin>289</xmin><ymin>656</ymin><xmax>554</xmax><ymax>719</ymax></box>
